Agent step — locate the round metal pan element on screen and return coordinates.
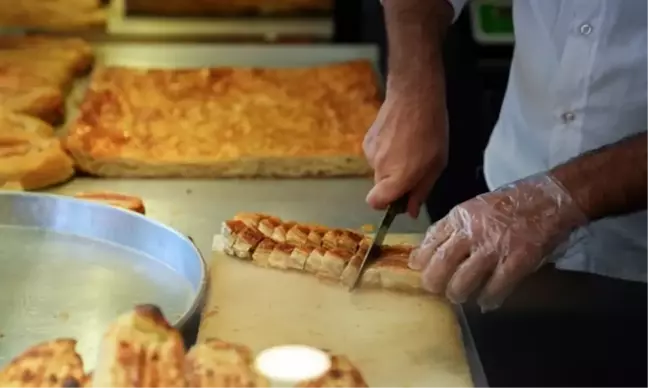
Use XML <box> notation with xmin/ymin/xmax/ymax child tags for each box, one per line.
<box><xmin>0</xmin><ymin>192</ymin><xmax>207</xmax><ymax>369</ymax></box>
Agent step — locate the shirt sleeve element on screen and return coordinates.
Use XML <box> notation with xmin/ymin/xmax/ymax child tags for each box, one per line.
<box><xmin>446</xmin><ymin>0</ymin><xmax>471</xmax><ymax>22</ymax></box>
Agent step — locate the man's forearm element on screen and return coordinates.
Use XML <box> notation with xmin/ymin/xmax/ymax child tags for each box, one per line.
<box><xmin>552</xmin><ymin>132</ymin><xmax>647</xmax><ymax>222</ymax></box>
<box><xmin>383</xmin><ymin>0</ymin><xmax>454</xmax><ymax>96</ymax></box>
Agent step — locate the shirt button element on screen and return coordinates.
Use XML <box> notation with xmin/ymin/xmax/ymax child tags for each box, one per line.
<box><xmin>561</xmin><ymin>111</ymin><xmax>576</xmax><ymax>123</ymax></box>
<box><xmin>579</xmin><ymin>23</ymin><xmax>593</xmax><ymax>35</ymax></box>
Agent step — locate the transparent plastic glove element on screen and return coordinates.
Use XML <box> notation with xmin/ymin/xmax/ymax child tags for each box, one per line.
<box><xmin>409</xmin><ymin>174</ymin><xmax>588</xmax><ymax>312</ymax></box>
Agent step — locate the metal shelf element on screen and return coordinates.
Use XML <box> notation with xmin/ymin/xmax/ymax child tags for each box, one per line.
<box><xmin>106</xmin><ymin>0</ymin><xmax>333</xmax><ymax>41</ymax></box>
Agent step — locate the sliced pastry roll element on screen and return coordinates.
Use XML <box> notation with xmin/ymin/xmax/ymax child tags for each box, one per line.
<box><xmin>340</xmin><ymin>245</ymin><xmax>419</xmax><ymax>291</ymax></box>
<box><xmin>220</xmin><ymin>213</ymin><xmax>423</xmax><ymax>292</ymax></box>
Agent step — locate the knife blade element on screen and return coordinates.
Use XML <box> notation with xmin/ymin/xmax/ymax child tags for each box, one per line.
<box><xmin>348</xmin><ymin>194</ymin><xmax>409</xmax><ymax>290</ymax></box>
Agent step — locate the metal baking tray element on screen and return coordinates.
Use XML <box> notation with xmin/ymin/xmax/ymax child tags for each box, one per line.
<box><xmin>107</xmin><ymin>0</ymin><xmax>333</xmax><ymax>40</ymax></box>
<box><xmin>0</xmin><ymin>192</ymin><xmax>207</xmax><ymax>369</ymax></box>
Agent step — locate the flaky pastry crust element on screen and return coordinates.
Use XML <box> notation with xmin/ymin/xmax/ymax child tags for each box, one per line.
<box><xmin>0</xmin><ymin>339</ymin><xmax>87</xmax><ymax>387</ymax></box>
<box><xmin>91</xmin><ymin>305</ymin><xmax>187</xmax><ymax>387</ymax></box>
<box><xmin>220</xmin><ymin>213</ymin><xmax>422</xmax><ymax>292</ymax></box>
<box><xmin>0</xmin><ymin>0</ymin><xmax>107</xmax><ymax>30</ymax></box>
<box><xmin>0</xmin><ymin>110</ymin><xmax>74</xmax><ymax>190</ymax></box>
<box><xmin>73</xmin><ymin>191</ymin><xmax>146</xmax><ymax>214</ymax></box>
<box><xmin>185</xmin><ymin>338</ymin><xmax>268</xmax><ymax>387</ymax></box>
<box><xmin>2</xmin><ymin>304</ymin><xmax>370</xmax><ymax>388</ymax></box>
<box><xmin>0</xmin><ymin>36</ymin><xmax>94</xmax><ymax>123</ymax></box>
<box><xmin>65</xmin><ymin>60</ymin><xmax>381</xmax><ymax>178</ymax></box>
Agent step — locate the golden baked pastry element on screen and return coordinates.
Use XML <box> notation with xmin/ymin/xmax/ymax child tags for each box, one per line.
<box><xmin>1</xmin><ymin>304</ymin><xmax>370</xmax><ymax>388</ymax></box>
<box><xmin>126</xmin><ymin>0</ymin><xmax>332</xmax><ymax>16</ymax></box>
<box><xmin>0</xmin><ymin>339</ymin><xmax>88</xmax><ymax>387</ymax></box>
<box><xmin>296</xmin><ymin>353</ymin><xmax>368</xmax><ymax>388</ymax></box>
<box><xmin>0</xmin><ymin>36</ymin><xmax>94</xmax><ymax>75</ymax></box>
<box><xmin>185</xmin><ymin>339</ymin><xmax>269</xmax><ymax>387</ymax></box>
<box><xmin>91</xmin><ymin>305</ymin><xmax>186</xmax><ymax>387</ymax></box>
<box><xmin>0</xmin><ymin>0</ymin><xmax>107</xmax><ymax>30</ymax></box>
<box><xmin>0</xmin><ymin>67</ymin><xmax>65</xmax><ymax>124</ymax></box>
<box><xmin>0</xmin><ymin>37</ymin><xmax>94</xmax><ymax>123</ymax></box>
<box><xmin>220</xmin><ymin>213</ymin><xmax>421</xmax><ymax>292</ymax></box>
<box><xmin>0</xmin><ymin>110</ymin><xmax>75</xmax><ymax>190</ymax></box>
<box><xmin>65</xmin><ymin>60</ymin><xmax>381</xmax><ymax>178</ymax></box>
<box><xmin>0</xmin><ymin>180</ymin><xmax>24</xmax><ymax>191</ymax></box>
<box><xmin>73</xmin><ymin>191</ymin><xmax>146</xmax><ymax>214</ymax></box>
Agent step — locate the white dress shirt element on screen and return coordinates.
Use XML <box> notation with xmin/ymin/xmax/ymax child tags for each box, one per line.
<box><xmin>448</xmin><ymin>0</ymin><xmax>647</xmax><ymax>282</ymax></box>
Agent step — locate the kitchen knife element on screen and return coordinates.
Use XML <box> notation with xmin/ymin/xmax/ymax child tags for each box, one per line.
<box><xmin>348</xmin><ymin>194</ymin><xmax>409</xmax><ymax>291</ymax></box>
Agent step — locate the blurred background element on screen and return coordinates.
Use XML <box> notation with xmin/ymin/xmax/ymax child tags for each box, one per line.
<box><xmin>0</xmin><ymin>0</ymin><xmax>514</xmax><ymax>222</ymax></box>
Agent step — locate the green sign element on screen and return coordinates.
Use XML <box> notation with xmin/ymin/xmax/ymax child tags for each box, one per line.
<box><xmin>469</xmin><ymin>0</ymin><xmax>514</xmax><ymax>44</ymax></box>
<box><xmin>479</xmin><ymin>4</ymin><xmax>513</xmax><ymax>34</ymax></box>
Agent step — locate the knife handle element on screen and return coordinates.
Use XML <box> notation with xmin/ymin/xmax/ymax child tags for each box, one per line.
<box><xmin>391</xmin><ymin>192</ymin><xmax>410</xmax><ymax>215</ymax></box>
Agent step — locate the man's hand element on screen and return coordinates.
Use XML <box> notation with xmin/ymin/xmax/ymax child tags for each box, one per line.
<box><xmin>367</xmin><ymin>0</ymin><xmax>454</xmax><ymax>218</ymax></box>
<box><xmin>364</xmin><ymin>89</ymin><xmax>448</xmax><ymax>218</ymax></box>
<box><xmin>409</xmin><ymin>174</ymin><xmax>588</xmax><ymax>311</ymax></box>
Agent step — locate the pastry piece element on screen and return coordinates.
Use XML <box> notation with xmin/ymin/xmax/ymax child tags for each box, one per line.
<box><xmin>0</xmin><ymin>0</ymin><xmax>107</xmax><ymax>31</ymax></box>
<box><xmin>0</xmin><ymin>53</ymin><xmax>80</xmax><ymax>91</ymax></box>
<box><xmin>304</xmin><ymin>247</ymin><xmax>353</xmax><ymax>280</ymax></box>
<box><xmin>185</xmin><ymin>338</ymin><xmax>268</xmax><ymax>387</ymax></box>
<box><xmin>223</xmin><ymin>215</ymin><xmax>356</xmax><ymax>277</ymax></box>
<box><xmin>229</xmin><ymin>213</ymin><xmax>369</xmax><ymax>252</ymax></box>
<box><xmin>341</xmin><ymin>245</ymin><xmax>419</xmax><ymax>292</ymax></box>
<box><xmin>0</xmin><ymin>109</ymin><xmax>55</xmax><ymax>137</ymax></box>
<box><xmin>0</xmin><ymin>180</ymin><xmax>24</xmax><ymax>191</ymax></box>
<box><xmin>233</xmin><ymin>212</ymin><xmax>267</xmax><ymax>228</ymax></box>
<box><xmin>65</xmin><ymin>60</ymin><xmax>380</xmax><ymax>178</ymax></box>
<box><xmin>0</xmin><ymin>36</ymin><xmax>94</xmax><ymax>75</ymax></box>
<box><xmin>221</xmin><ymin>219</ymin><xmax>266</xmax><ymax>259</ymax></box>
<box><xmin>251</xmin><ymin>239</ymin><xmax>276</xmax><ymax>268</ymax></box>
<box><xmin>0</xmin><ymin>37</ymin><xmax>94</xmax><ymax>123</ymax></box>
<box><xmin>0</xmin><ymin>71</ymin><xmax>65</xmax><ymax>124</ymax></box>
<box><xmin>321</xmin><ymin>229</ymin><xmax>365</xmax><ymax>253</ymax></box>
<box><xmin>126</xmin><ymin>0</ymin><xmax>332</xmax><ymax>17</ymax></box>
<box><xmin>0</xmin><ymin>338</ymin><xmax>87</xmax><ymax>387</ymax></box>
<box><xmin>287</xmin><ymin>244</ymin><xmax>313</xmax><ymax>271</ymax></box>
<box><xmin>0</xmin><ymin>110</ymin><xmax>75</xmax><ymax>190</ymax></box>
<box><xmin>91</xmin><ymin>304</ymin><xmax>186</xmax><ymax>387</ymax></box>
<box><xmin>296</xmin><ymin>354</ymin><xmax>368</xmax><ymax>388</ymax></box>
<box><xmin>73</xmin><ymin>191</ymin><xmax>146</xmax><ymax>214</ymax></box>
<box><xmin>220</xmin><ymin>213</ymin><xmax>424</xmax><ymax>292</ymax></box>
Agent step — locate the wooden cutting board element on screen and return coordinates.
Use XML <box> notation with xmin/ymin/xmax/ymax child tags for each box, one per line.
<box><xmin>198</xmin><ymin>234</ymin><xmax>473</xmax><ymax>387</ymax></box>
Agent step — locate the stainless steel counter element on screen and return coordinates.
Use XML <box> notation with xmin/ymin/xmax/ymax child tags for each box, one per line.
<box><xmin>40</xmin><ymin>42</ymin><xmax>488</xmax><ymax>385</ymax></box>
<box><xmin>45</xmin><ymin>178</ymin><xmax>488</xmax><ymax>386</ymax></box>
<box><xmin>46</xmin><ymin>178</ymin><xmax>430</xmax><ymax>264</ymax></box>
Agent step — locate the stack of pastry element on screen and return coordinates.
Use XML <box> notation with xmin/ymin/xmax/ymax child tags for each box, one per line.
<box><xmin>0</xmin><ymin>36</ymin><xmax>94</xmax><ymax>190</ymax></box>
<box><xmin>0</xmin><ymin>36</ymin><xmax>94</xmax><ymax>124</ymax></box>
<box><xmin>0</xmin><ymin>305</ymin><xmax>369</xmax><ymax>387</ymax></box>
<box><xmin>0</xmin><ymin>0</ymin><xmax>107</xmax><ymax>31</ymax></box>
<box><xmin>220</xmin><ymin>213</ymin><xmax>422</xmax><ymax>292</ymax></box>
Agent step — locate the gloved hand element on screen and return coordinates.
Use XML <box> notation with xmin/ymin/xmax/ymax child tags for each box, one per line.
<box><xmin>363</xmin><ymin>87</ymin><xmax>448</xmax><ymax>219</ymax></box>
<box><xmin>409</xmin><ymin>174</ymin><xmax>588</xmax><ymax>311</ymax></box>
